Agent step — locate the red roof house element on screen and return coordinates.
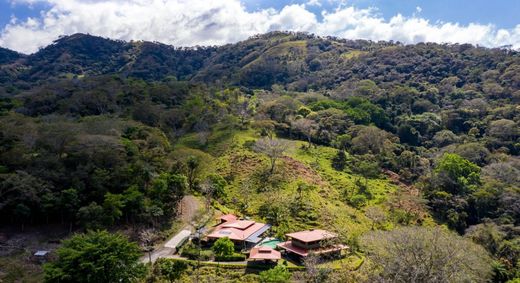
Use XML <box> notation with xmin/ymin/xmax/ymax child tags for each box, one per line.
<box><xmin>206</xmin><ymin>215</ymin><xmax>271</xmax><ymax>245</ymax></box>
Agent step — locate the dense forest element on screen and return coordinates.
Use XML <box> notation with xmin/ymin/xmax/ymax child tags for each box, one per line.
<box><xmin>0</xmin><ymin>32</ymin><xmax>519</xmax><ymax>282</ymax></box>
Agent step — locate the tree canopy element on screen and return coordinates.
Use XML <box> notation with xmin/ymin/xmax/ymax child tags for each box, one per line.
<box><xmin>43</xmin><ymin>230</ymin><xmax>145</xmax><ymax>283</ymax></box>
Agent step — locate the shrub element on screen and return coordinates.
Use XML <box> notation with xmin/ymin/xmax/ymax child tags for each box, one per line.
<box><xmin>350</xmin><ymin>194</ymin><xmax>367</xmax><ymax>208</ymax></box>
<box><xmin>181</xmin><ymin>242</ymin><xmax>213</xmax><ymax>261</ymax></box>
<box><xmin>259</xmin><ymin>265</ymin><xmax>291</xmax><ymax>283</ymax></box>
<box><xmin>155</xmin><ymin>258</ymin><xmax>188</xmax><ymax>282</ymax></box>
<box><xmin>212</xmin><ymin>237</ymin><xmax>234</xmax><ymax>257</ymax></box>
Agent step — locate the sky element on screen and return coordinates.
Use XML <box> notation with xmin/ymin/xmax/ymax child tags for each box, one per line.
<box><xmin>0</xmin><ymin>0</ymin><xmax>519</xmax><ymax>54</ymax></box>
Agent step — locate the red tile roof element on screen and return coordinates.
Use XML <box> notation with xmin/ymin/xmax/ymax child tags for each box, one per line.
<box><xmin>249</xmin><ymin>247</ymin><xmax>281</xmax><ymax>260</ymax></box>
<box><xmin>221</xmin><ymin>220</ymin><xmax>255</xmax><ymax>229</ymax></box>
<box><xmin>286</xmin><ymin>229</ymin><xmax>337</xmax><ymax>243</ymax></box>
<box><xmin>277</xmin><ymin>241</ymin><xmax>347</xmax><ymax>257</ymax></box>
<box><xmin>207</xmin><ymin>220</ymin><xmax>268</xmax><ymax>242</ymax></box>
<box><xmin>219</xmin><ymin>214</ymin><xmax>238</xmax><ymax>222</ymax></box>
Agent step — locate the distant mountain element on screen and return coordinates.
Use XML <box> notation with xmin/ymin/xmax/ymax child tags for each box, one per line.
<box><xmin>0</xmin><ymin>31</ymin><xmax>518</xmax><ymax>92</ymax></box>
<box><xmin>0</xmin><ymin>33</ymin><xmax>216</xmax><ymax>83</ymax></box>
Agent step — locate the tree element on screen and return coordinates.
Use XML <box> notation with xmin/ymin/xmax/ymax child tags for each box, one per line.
<box><xmin>254</xmin><ymin>137</ymin><xmax>288</xmax><ymax>174</ymax></box>
<box><xmin>350</xmin><ymin>126</ymin><xmax>394</xmax><ymax>155</ymax></box>
<box><xmin>434</xmin><ymin>153</ymin><xmax>481</xmax><ymax>194</ymax></box>
<box><xmin>155</xmin><ymin>258</ymin><xmax>188</xmax><ymax>283</ymax></box>
<box><xmin>60</xmin><ymin>188</ymin><xmax>80</xmax><ymax>232</ymax></box>
<box><xmin>44</xmin><ymin>230</ymin><xmax>145</xmax><ymax>283</ymax></box>
<box><xmin>364</xmin><ymin>206</ymin><xmax>386</xmax><ymax>230</ymax></box>
<box><xmin>291</xmin><ymin>118</ymin><xmax>318</xmax><ymax>147</ymax></box>
<box><xmin>362</xmin><ymin>226</ymin><xmax>492</xmax><ymax>283</ymax></box>
<box><xmin>149</xmin><ymin>173</ymin><xmax>187</xmax><ymax>217</ymax></box>
<box><xmin>433</xmin><ymin>130</ymin><xmax>459</xmax><ymax>147</ymax></box>
<box><xmin>482</xmin><ymin>161</ymin><xmax>520</xmax><ymax>186</ymax></box>
<box><xmin>139</xmin><ymin>229</ymin><xmax>157</xmax><ymax>263</ymax></box>
<box><xmin>186</xmin><ymin>156</ymin><xmax>200</xmax><ymax>191</ymax></box>
<box><xmin>296</xmin><ymin>181</ymin><xmax>314</xmax><ymax>207</ymax></box>
<box><xmin>259</xmin><ymin>265</ymin><xmax>291</xmax><ymax>283</ymax></box>
<box><xmin>302</xmin><ymin>253</ymin><xmax>331</xmax><ymax>283</ymax></box>
<box><xmin>487</xmin><ymin>119</ymin><xmax>518</xmax><ymax>142</ymax></box>
<box><xmin>212</xmin><ymin>237</ymin><xmax>234</xmax><ymax>257</ymax></box>
<box><xmin>76</xmin><ymin>202</ymin><xmax>104</xmax><ymax>230</ymax></box>
<box><xmin>352</xmin><ymin>159</ymin><xmax>380</xmax><ymax>188</ymax></box>
<box><xmin>331</xmin><ymin>150</ymin><xmax>347</xmax><ymax>171</ymax></box>
<box><xmin>102</xmin><ymin>192</ymin><xmax>125</xmax><ymax>225</ymax></box>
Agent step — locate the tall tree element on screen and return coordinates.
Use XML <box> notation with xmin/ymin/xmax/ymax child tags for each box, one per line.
<box><xmin>185</xmin><ymin>156</ymin><xmax>200</xmax><ymax>191</ymax></box>
<box><xmin>44</xmin><ymin>230</ymin><xmax>145</xmax><ymax>283</ymax></box>
<box><xmin>254</xmin><ymin>137</ymin><xmax>288</xmax><ymax>174</ymax></box>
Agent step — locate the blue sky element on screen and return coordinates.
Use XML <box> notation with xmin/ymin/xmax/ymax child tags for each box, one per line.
<box><xmin>1</xmin><ymin>0</ymin><xmax>519</xmax><ymax>54</ymax></box>
<box><xmin>2</xmin><ymin>1</ymin><xmax>519</xmax><ymax>29</ymax></box>
<box><xmin>243</xmin><ymin>0</ymin><xmax>520</xmax><ymax>29</ymax></box>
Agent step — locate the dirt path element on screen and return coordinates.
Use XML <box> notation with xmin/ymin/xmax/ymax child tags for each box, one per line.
<box><xmin>178</xmin><ymin>195</ymin><xmax>202</xmax><ymax>228</ymax></box>
<box><xmin>142</xmin><ymin>195</ymin><xmax>202</xmax><ymax>263</ymax></box>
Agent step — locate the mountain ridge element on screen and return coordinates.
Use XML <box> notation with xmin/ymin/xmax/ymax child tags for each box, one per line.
<box><xmin>0</xmin><ymin>31</ymin><xmax>519</xmax><ymax>94</ymax></box>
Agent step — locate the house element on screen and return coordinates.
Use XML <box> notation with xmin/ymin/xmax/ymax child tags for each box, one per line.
<box><xmin>248</xmin><ymin>246</ymin><xmax>281</xmax><ymax>262</ymax></box>
<box><xmin>277</xmin><ymin>229</ymin><xmax>347</xmax><ymax>260</ymax></box>
<box><xmin>206</xmin><ymin>214</ymin><xmax>270</xmax><ymax>248</ymax></box>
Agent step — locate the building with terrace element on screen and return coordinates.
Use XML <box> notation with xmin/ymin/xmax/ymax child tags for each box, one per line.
<box><xmin>277</xmin><ymin>229</ymin><xmax>347</xmax><ymax>260</ymax></box>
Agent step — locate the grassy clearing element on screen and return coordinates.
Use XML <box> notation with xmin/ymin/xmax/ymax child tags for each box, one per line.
<box><xmin>341</xmin><ymin>50</ymin><xmax>368</xmax><ymax>60</ymax></box>
<box><xmin>0</xmin><ymin>251</ymin><xmax>44</xmax><ymax>283</ymax></box>
<box><xmin>173</xmin><ymin>129</ymin><xmax>403</xmax><ymax>242</ymax></box>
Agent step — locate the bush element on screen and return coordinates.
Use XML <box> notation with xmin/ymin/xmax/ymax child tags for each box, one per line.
<box><xmin>349</xmin><ymin>194</ymin><xmax>367</xmax><ymax>208</ymax></box>
<box><xmin>214</xmin><ymin>253</ymin><xmax>246</xmax><ymax>262</ymax></box>
<box><xmin>259</xmin><ymin>265</ymin><xmax>291</xmax><ymax>283</ymax></box>
<box><xmin>181</xmin><ymin>242</ymin><xmax>213</xmax><ymax>261</ymax></box>
<box><xmin>212</xmin><ymin>237</ymin><xmax>234</xmax><ymax>257</ymax></box>
<box><xmin>154</xmin><ymin>258</ymin><xmax>188</xmax><ymax>282</ymax></box>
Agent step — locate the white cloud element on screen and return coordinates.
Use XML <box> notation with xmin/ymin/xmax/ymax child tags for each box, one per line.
<box><xmin>1</xmin><ymin>0</ymin><xmax>520</xmax><ymax>54</ymax></box>
<box><xmin>307</xmin><ymin>0</ymin><xmax>321</xmax><ymax>7</ymax></box>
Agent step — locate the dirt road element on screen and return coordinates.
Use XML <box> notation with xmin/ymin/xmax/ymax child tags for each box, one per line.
<box><xmin>142</xmin><ymin>195</ymin><xmax>202</xmax><ymax>263</ymax></box>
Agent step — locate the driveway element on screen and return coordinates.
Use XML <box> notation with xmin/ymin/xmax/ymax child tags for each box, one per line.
<box><xmin>141</xmin><ymin>195</ymin><xmax>202</xmax><ymax>263</ymax></box>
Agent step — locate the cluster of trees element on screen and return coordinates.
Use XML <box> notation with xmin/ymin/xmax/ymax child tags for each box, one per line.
<box><xmin>0</xmin><ymin>115</ymin><xmax>187</xmax><ymax>230</ymax></box>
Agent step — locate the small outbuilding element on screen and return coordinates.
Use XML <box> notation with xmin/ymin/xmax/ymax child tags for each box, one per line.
<box><xmin>249</xmin><ymin>246</ymin><xmax>281</xmax><ymax>262</ymax></box>
<box><xmin>33</xmin><ymin>250</ymin><xmax>50</xmax><ymax>263</ymax></box>
<box><xmin>164</xmin><ymin>230</ymin><xmax>191</xmax><ymax>254</ymax></box>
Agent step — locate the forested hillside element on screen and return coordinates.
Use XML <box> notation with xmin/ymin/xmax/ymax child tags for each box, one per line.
<box><xmin>0</xmin><ymin>32</ymin><xmax>519</xmax><ymax>282</ymax></box>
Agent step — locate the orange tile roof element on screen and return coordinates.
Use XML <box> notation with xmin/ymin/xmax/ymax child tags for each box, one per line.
<box><xmin>219</xmin><ymin>214</ymin><xmax>238</xmax><ymax>222</ymax></box>
<box><xmin>249</xmin><ymin>247</ymin><xmax>281</xmax><ymax>260</ymax></box>
<box><xmin>221</xmin><ymin>220</ymin><xmax>255</xmax><ymax>229</ymax></box>
<box><xmin>207</xmin><ymin>220</ymin><xmax>267</xmax><ymax>242</ymax></box>
<box><xmin>286</xmin><ymin>229</ymin><xmax>337</xmax><ymax>243</ymax></box>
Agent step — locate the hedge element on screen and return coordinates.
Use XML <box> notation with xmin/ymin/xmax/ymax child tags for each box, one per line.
<box><xmin>159</xmin><ymin>258</ymin><xmax>306</xmax><ymax>271</ymax></box>
<box><xmin>214</xmin><ymin>253</ymin><xmax>246</xmax><ymax>262</ymax></box>
<box><xmin>181</xmin><ymin>244</ymin><xmax>213</xmax><ymax>261</ymax></box>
